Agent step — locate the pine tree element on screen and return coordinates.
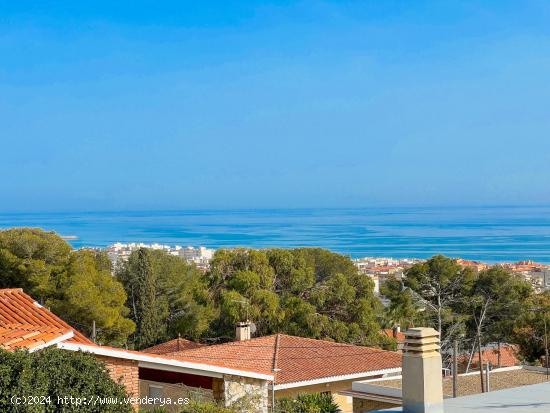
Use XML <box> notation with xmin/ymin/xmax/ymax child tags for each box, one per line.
<box><xmin>124</xmin><ymin>248</ymin><xmax>166</xmax><ymax>349</ymax></box>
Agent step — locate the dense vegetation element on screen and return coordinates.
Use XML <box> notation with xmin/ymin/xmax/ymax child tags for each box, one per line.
<box><xmin>117</xmin><ymin>246</ymin><xmax>391</xmax><ymax>349</ymax></box>
<box><xmin>0</xmin><ymin>228</ymin><xmax>134</xmax><ymax>345</ymax></box>
<box><xmin>1</xmin><ymin>228</ymin><xmax>547</xmax><ymax>365</ymax></box>
<box><xmin>276</xmin><ymin>393</ymin><xmax>341</xmax><ymax>413</ymax></box>
<box><xmin>381</xmin><ymin>255</ymin><xmax>547</xmax><ymax>365</ymax></box>
<box><xmin>117</xmin><ymin>247</ymin><xmax>213</xmax><ymax>349</ymax></box>
<box><xmin>0</xmin><ymin>347</ymin><xmax>132</xmax><ymax>413</ymax></box>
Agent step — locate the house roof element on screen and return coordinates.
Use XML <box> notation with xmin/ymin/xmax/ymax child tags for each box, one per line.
<box><xmin>0</xmin><ymin>323</ymin><xmax>73</xmax><ymax>352</ymax></box>
<box><xmin>167</xmin><ymin>334</ymin><xmax>402</xmax><ymax>387</ymax></box>
<box><xmin>58</xmin><ymin>341</ymin><xmax>274</xmax><ymax>381</ymax></box>
<box><xmin>381</xmin><ymin>329</ymin><xmax>406</xmax><ymax>343</ymax></box>
<box><xmin>459</xmin><ymin>344</ymin><xmax>519</xmax><ymax>369</ymax></box>
<box><xmin>143</xmin><ymin>338</ymin><xmax>205</xmax><ymax>354</ymax></box>
<box><xmin>0</xmin><ymin>288</ymin><xmax>92</xmax><ymax>348</ymax></box>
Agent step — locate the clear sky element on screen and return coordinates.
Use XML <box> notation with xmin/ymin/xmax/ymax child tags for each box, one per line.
<box><xmin>2</xmin><ymin>1</ymin><xmax>550</xmax><ymax>212</ymax></box>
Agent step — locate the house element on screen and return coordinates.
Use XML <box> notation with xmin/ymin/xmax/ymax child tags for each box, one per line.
<box><xmin>143</xmin><ymin>337</ymin><xmax>205</xmax><ymax>354</ymax></box>
<box><xmin>155</xmin><ymin>323</ymin><xmax>402</xmax><ymax>413</ymax></box>
<box><xmin>457</xmin><ymin>344</ymin><xmax>519</xmax><ymax>371</ymax></box>
<box><xmin>0</xmin><ymin>289</ymin><xmax>272</xmax><ymax>412</ymax></box>
<box><xmin>381</xmin><ymin>327</ymin><xmax>406</xmax><ymax>351</ymax></box>
<box><xmin>0</xmin><ymin>289</ymin><xmax>402</xmax><ymax>413</ymax></box>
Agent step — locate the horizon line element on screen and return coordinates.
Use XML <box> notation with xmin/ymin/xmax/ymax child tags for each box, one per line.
<box><xmin>2</xmin><ymin>203</ymin><xmax>550</xmax><ymax>215</ymax></box>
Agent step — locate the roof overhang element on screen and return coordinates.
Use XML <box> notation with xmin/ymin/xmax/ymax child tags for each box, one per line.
<box><xmin>272</xmin><ymin>367</ymin><xmax>402</xmax><ymax>390</ymax></box>
<box><xmin>339</xmin><ymin>390</ymin><xmax>402</xmax><ymax>405</ymax></box>
<box><xmin>58</xmin><ymin>342</ymin><xmax>274</xmax><ymax>381</ymax></box>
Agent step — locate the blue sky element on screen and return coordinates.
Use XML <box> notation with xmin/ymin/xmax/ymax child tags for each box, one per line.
<box><xmin>2</xmin><ymin>1</ymin><xmax>550</xmax><ymax>211</ymax></box>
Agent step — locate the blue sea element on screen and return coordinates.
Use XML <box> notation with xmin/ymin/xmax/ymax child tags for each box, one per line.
<box><xmin>1</xmin><ymin>207</ymin><xmax>550</xmax><ymax>263</ymax></box>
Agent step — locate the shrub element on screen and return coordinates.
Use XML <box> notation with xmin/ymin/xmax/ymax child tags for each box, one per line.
<box><xmin>0</xmin><ymin>347</ymin><xmax>132</xmax><ymax>413</ymax></box>
<box><xmin>276</xmin><ymin>393</ymin><xmax>341</xmax><ymax>413</ymax></box>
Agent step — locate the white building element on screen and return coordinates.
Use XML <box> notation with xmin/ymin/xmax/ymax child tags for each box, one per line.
<box><xmin>105</xmin><ymin>242</ymin><xmax>215</xmax><ymax>271</ymax></box>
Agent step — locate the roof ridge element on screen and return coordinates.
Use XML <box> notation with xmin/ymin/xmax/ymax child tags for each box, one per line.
<box><xmin>199</xmin><ymin>334</ymin><xmax>276</xmax><ymax>346</ymax></box>
<box><xmin>279</xmin><ymin>333</ymin><xmax>373</xmax><ymax>348</ymax></box>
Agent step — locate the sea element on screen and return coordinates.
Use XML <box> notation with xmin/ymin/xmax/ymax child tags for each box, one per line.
<box><xmin>1</xmin><ymin>206</ymin><xmax>550</xmax><ymax>263</ymax></box>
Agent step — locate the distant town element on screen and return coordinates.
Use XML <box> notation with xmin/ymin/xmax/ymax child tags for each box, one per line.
<box><xmin>103</xmin><ymin>243</ymin><xmax>550</xmax><ymax>293</ymax></box>
<box><xmin>105</xmin><ymin>242</ymin><xmax>215</xmax><ymax>271</ymax></box>
<box><xmin>354</xmin><ymin>256</ymin><xmax>550</xmax><ymax>294</ymax></box>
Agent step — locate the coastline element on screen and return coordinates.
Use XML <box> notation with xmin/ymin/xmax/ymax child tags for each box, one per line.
<box><xmin>2</xmin><ymin>206</ymin><xmax>550</xmax><ymax>264</ymax></box>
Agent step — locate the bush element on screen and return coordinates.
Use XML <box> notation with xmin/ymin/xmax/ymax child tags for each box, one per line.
<box><xmin>0</xmin><ymin>347</ymin><xmax>132</xmax><ymax>412</ymax></box>
<box><xmin>276</xmin><ymin>393</ymin><xmax>341</xmax><ymax>413</ymax></box>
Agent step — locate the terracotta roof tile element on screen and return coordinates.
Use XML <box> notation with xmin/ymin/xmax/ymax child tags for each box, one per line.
<box><xmin>0</xmin><ymin>323</ymin><xmax>71</xmax><ymax>351</ymax></box>
<box><xmin>381</xmin><ymin>329</ymin><xmax>406</xmax><ymax>343</ymax></box>
<box><xmin>143</xmin><ymin>338</ymin><xmax>205</xmax><ymax>354</ymax></box>
<box><xmin>168</xmin><ymin>334</ymin><xmax>402</xmax><ymax>385</ymax></box>
<box><xmin>0</xmin><ymin>289</ymin><xmax>92</xmax><ymax>347</ymax></box>
<box><xmin>459</xmin><ymin>345</ymin><xmax>519</xmax><ymax>369</ymax></box>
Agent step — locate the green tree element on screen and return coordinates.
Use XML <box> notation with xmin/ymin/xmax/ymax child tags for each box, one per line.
<box><xmin>0</xmin><ymin>228</ymin><xmax>71</xmax><ymax>299</ymax></box>
<box><xmin>149</xmin><ymin>250</ymin><xmax>215</xmax><ymax>340</ymax></box>
<box><xmin>228</xmin><ymin>270</ymin><xmax>261</xmax><ymax>295</ymax></box>
<box><xmin>0</xmin><ymin>347</ymin><xmax>132</xmax><ymax>413</ymax></box>
<box><xmin>267</xmin><ymin>249</ymin><xmax>315</xmax><ymax>294</ymax></box>
<box><xmin>380</xmin><ymin>275</ymin><xmax>425</xmax><ymax>329</ymax></box>
<box><xmin>0</xmin><ymin>228</ymin><xmax>134</xmax><ymax>345</ymax></box>
<box><xmin>209</xmin><ymin>249</ymin><xmax>274</xmax><ymax>296</ymax></box>
<box><xmin>50</xmin><ymin>250</ymin><xmax>135</xmax><ymax>345</ymax></box>
<box><xmin>281</xmin><ymin>296</ymin><xmax>325</xmax><ymax>338</ymax></box>
<box><xmin>513</xmin><ymin>291</ymin><xmax>550</xmax><ymax>363</ymax></box>
<box><xmin>207</xmin><ymin>248</ymin><xmax>385</xmax><ymax>347</ymax></box>
<box><xmin>469</xmin><ymin>267</ymin><xmax>531</xmax><ymax>343</ymax></box>
<box><xmin>119</xmin><ymin>248</ymin><xmax>166</xmax><ymax>349</ymax></box>
<box><xmin>250</xmin><ymin>289</ymin><xmax>282</xmax><ymax>335</ymax></box>
<box><xmin>466</xmin><ymin>267</ymin><xmax>532</xmax><ymax>369</ymax></box>
<box><xmin>393</xmin><ymin>255</ymin><xmax>475</xmax><ymax>351</ymax></box>
<box><xmin>118</xmin><ymin>248</ymin><xmax>216</xmax><ymax>346</ymax></box>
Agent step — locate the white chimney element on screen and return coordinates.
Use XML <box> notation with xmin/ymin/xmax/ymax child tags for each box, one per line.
<box><xmin>393</xmin><ymin>325</ymin><xmax>401</xmax><ymax>337</ymax></box>
<box><xmin>402</xmin><ymin>327</ymin><xmax>444</xmax><ymax>413</ymax></box>
<box><xmin>235</xmin><ymin>321</ymin><xmax>251</xmax><ymax>341</ymax></box>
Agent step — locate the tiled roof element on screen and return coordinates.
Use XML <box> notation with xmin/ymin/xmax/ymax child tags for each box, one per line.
<box><xmin>168</xmin><ymin>334</ymin><xmax>402</xmax><ymax>385</ymax></box>
<box><xmin>58</xmin><ymin>341</ymin><xmax>275</xmax><ymax>380</ymax></box>
<box><xmin>0</xmin><ymin>289</ymin><xmax>92</xmax><ymax>348</ymax></box>
<box><xmin>460</xmin><ymin>344</ymin><xmax>519</xmax><ymax>369</ymax></box>
<box><xmin>143</xmin><ymin>338</ymin><xmax>205</xmax><ymax>354</ymax></box>
<box><xmin>0</xmin><ymin>323</ymin><xmax>72</xmax><ymax>351</ymax></box>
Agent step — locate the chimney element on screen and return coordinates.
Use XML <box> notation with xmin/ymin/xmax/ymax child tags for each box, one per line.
<box><xmin>402</xmin><ymin>327</ymin><xmax>444</xmax><ymax>413</ymax></box>
<box><xmin>235</xmin><ymin>321</ymin><xmax>251</xmax><ymax>341</ymax></box>
<box><xmin>393</xmin><ymin>325</ymin><xmax>401</xmax><ymax>338</ymax></box>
